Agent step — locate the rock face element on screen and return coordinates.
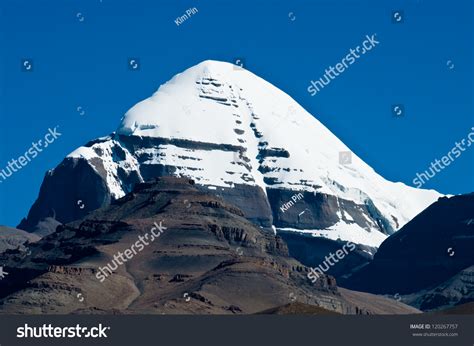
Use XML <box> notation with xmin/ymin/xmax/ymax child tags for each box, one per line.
<box><xmin>17</xmin><ymin>60</ymin><xmax>440</xmax><ymax>253</ymax></box>
<box><xmin>0</xmin><ymin>177</ymin><xmax>417</xmax><ymax>315</ymax></box>
<box><xmin>18</xmin><ymin>158</ymin><xmax>112</xmax><ymax>234</ymax></box>
<box><xmin>0</xmin><ymin>226</ymin><xmax>40</xmax><ymax>254</ymax></box>
<box><xmin>278</xmin><ymin>231</ymin><xmax>374</xmax><ymax>280</ymax></box>
<box><xmin>342</xmin><ymin>193</ymin><xmax>474</xmax><ymax>310</ymax></box>
<box><xmin>403</xmin><ymin>265</ymin><xmax>474</xmax><ymax>311</ymax></box>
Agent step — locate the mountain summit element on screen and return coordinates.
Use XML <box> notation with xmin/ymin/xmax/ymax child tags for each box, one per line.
<box><xmin>19</xmin><ymin>60</ymin><xmax>440</xmax><ymax>249</ymax></box>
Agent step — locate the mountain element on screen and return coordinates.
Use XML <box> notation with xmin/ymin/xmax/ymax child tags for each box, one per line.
<box><xmin>0</xmin><ymin>177</ymin><xmax>418</xmax><ymax>314</ymax></box>
<box><xmin>18</xmin><ymin>60</ymin><xmax>441</xmax><ymax>252</ymax></box>
<box><xmin>0</xmin><ymin>226</ymin><xmax>40</xmax><ymax>254</ymax></box>
<box><xmin>342</xmin><ymin>193</ymin><xmax>474</xmax><ymax>310</ymax></box>
<box><xmin>404</xmin><ymin>265</ymin><xmax>474</xmax><ymax>312</ymax></box>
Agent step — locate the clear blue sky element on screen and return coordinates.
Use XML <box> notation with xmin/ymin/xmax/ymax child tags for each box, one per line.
<box><xmin>0</xmin><ymin>0</ymin><xmax>472</xmax><ymax>227</ymax></box>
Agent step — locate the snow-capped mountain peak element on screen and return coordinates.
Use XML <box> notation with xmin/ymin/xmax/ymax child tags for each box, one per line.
<box><xmin>29</xmin><ymin>60</ymin><xmax>442</xmax><ymax>248</ymax></box>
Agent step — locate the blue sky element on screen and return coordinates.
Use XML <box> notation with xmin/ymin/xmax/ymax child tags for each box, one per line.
<box><xmin>0</xmin><ymin>0</ymin><xmax>472</xmax><ymax>227</ymax></box>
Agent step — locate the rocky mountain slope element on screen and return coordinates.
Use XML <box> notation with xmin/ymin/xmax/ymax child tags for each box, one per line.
<box><xmin>0</xmin><ymin>226</ymin><xmax>40</xmax><ymax>254</ymax></box>
<box><xmin>18</xmin><ymin>60</ymin><xmax>441</xmax><ymax>253</ymax></box>
<box><xmin>0</xmin><ymin>177</ymin><xmax>417</xmax><ymax>315</ymax></box>
<box><xmin>342</xmin><ymin>193</ymin><xmax>474</xmax><ymax>311</ymax></box>
<box><xmin>403</xmin><ymin>265</ymin><xmax>474</xmax><ymax>312</ymax></box>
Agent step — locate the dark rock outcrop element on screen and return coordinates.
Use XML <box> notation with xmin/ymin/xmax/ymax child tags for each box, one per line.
<box><xmin>0</xmin><ymin>226</ymin><xmax>40</xmax><ymax>254</ymax></box>
<box><xmin>342</xmin><ymin>193</ymin><xmax>474</xmax><ymax>310</ymax></box>
<box><xmin>17</xmin><ymin>158</ymin><xmax>111</xmax><ymax>232</ymax></box>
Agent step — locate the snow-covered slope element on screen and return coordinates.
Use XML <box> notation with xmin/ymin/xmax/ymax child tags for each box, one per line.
<box><xmin>37</xmin><ymin>60</ymin><xmax>441</xmax><ymax>248</ymax></box>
